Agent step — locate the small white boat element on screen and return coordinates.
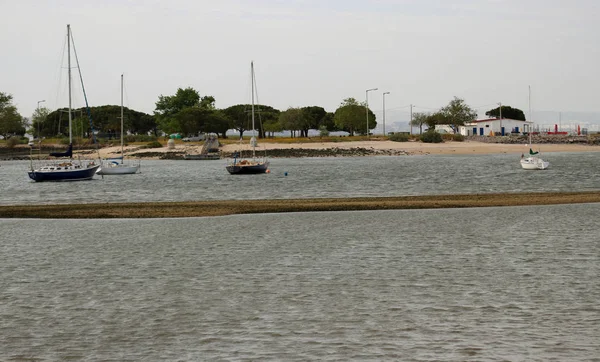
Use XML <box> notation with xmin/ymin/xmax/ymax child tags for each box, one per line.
<box><xmin>97</xmin><ymin>74</ymin><xmax>140</xmax><ymax>175</ymax></box>
<box><xmin>520</xmin><ymin>154</ymin><xmax>549</xmax><ymax>170</ymax></box>
<box><xmin>520</xmin><ymin>129</ymin><xmax>549</xmax><ymax>170</ymax></box>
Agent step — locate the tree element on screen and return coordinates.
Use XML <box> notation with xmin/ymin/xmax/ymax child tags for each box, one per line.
<box><xmin>30</xmin><ymin>106</ymin><xmax>51</xmax><ymax>138</ymax></box>
<box><xmin>155</xmin><ymin>87</ymin><xmax>201</xmax><ymax>117</ymax></box>
<box><xmin>333</xmin><ymin>98</ymin><xmax>376</xmax><ymax>136</ymax></box>
<box><xmin>154</xmin><ymin>88</ymin><xmax>217</xmax><ymax>136</ymax></box>
<box><xmin>485</xmin><ymin>105</ymin><xmax>526</xmax><ymax>120</ymax></box>
<box><xmin>300</xmin><ymin>106</ymin><xmax>327</xmax><ymax>137</ymax></box>
<box><xmin>43</xmin><ymin>105</ymin><xmax>156</xmax><ymax>138</ymax></box>
<box><xmin>410</xmin><ymin>112</ymin><xmax>429</xmax><ymax>134</ymax></box>
<box><xmin>223</xmin><ymin>104</ymin><xmax>280</xmax><ymax>139</ymax></box>
<box><xmin>223</xmin><ymin>104</ymin><xmax>248</xmax><ymax>138</ymax></box>
<box><xmin>0</xmin><ymin>92</ymin><xmax>26</xmax><ymax>139</ymax></box>
<box><xmin>203</xmin><ymin>110</ymin><xmax>230</xmax><ymax>138</ymax></box>
<box><xmin>279</xmin><ymin>107</ymin><xmax>306</xmax><ymax>138</ymax></box>
<box><xmin>424</xmin><ymin>111</ymin><xmax>448</xmax><ymax>131</ymax></box>
<box><xmin>440</xmin><ymin>97</ymin><xmax>477</xmax><ymax>133</ymax></box>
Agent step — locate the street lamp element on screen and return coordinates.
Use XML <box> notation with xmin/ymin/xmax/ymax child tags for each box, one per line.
<box><xmin>382</xmin><ymin>92</ymin><xmax>390</xmax><ymax>136</ymax></box>
<box><xmin>366</xmin><ymin>88</ymin><xmax>377</xmax><ymax>136</ymax></box>
<box><xmin>36</xmin><ymin>100</ymin><xmax>46</xmax><ymax>139</ymax></box>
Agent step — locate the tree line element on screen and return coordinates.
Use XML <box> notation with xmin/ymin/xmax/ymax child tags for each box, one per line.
<box><xmin>1</xmin><ymin>89</ymin><xmax>526</xmax><ymax>140</ymax></box>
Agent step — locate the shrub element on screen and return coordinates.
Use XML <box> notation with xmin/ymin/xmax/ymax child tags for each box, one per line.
<box><xmin>143</xmin><ymin>141</ymin><xmax>163</xmax><ymax>149</ymax></box>
<box><xmin>388</xmin><ymin>133</ymin><xmax>410</xmax><ymax>142</ymax></box>
<box><xmin>453</xmin><ymin>134</ymin><xmax>465</xmax><ymax>142</ymax></box>
<box><xmin>318</xmin><ymin>125</ymin><xmax>330</xmax><ymax>137</ymax></box>
<box><xmin>6</xmin><ymin>137</ymin><xmax>20</xmax><ymax>148</ymax></box>
<box><xmin>420</xmin><ymin>130</ymin><xmax>443</xmax><ymax>143</ymax></box>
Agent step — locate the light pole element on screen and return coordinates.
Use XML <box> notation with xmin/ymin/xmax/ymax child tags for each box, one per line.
<box><xmin>382</xmin><ymin>92</ymin><xmax>390</xmax><ymax>136</ymax></box>
<box><xmin>366</xmin><ymin>88</ymin><xmax>377</xmax><ymax>136</ymax></box>
<box><xmin>36</xmin><ymin>100</ymin><xmax>45</xmax><ymax>139</ymax></box>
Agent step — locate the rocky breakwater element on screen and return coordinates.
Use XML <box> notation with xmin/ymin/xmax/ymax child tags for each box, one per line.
<box><xmin>221</xmin><ymin>147</ymin><xmax>410</xmax><ymax>158</ymax></box>
<box><xmin>468</xmin><ymin>134</ymin><xmax>595</xmax><ymax>144</ymax></box>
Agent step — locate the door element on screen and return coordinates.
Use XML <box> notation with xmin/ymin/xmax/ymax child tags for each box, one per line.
<box><xmin>479</xmin><ymin>128</ymin><xmax>484</xmax><ymax>136</ymax></box>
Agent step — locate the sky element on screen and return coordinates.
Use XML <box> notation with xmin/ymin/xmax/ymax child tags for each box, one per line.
<box><xmin>2</xmin><ymin>0</ymin><xmax>600</xmax><ymax>132</ymax></box>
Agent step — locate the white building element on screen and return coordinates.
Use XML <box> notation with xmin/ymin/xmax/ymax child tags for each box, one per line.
<box><xmin>459</xmin><ymin>118</ymin><xmax>534</xmax><ymax>136</ymax></box>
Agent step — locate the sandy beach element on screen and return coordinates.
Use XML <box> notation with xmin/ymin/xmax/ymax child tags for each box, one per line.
<box><xmin>95</xmin><ymin>140</ymin><xmax>600</xmax><ymax>160</ymax></box>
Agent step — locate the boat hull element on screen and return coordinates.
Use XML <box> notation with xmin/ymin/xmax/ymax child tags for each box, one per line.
<box><xmin>226</xmin><ymin>161</ymin><xmax>269</xmax><ymax>174</ymax></box>
<box><xmin>96</xmin><ymin>164</ymin><xmax>140</xmax><ymax>175</ymax></box>
<box><xmin>28</xmin><ymin>164</ymin><xmax>100</xmax><ymax>182</ymax></box>
<box><xmin>520</xmin><ymin>157</ymin><xmax>549</xmax><ymax>170</ymax></box>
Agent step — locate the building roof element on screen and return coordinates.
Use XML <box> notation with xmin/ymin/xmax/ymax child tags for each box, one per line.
<box><xmin>468</xmin><ymin>118</ymin><xmax>530</xmax><ymax>124</ymax></box>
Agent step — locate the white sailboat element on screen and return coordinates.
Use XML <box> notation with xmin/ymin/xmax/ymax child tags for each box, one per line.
<box><xmin>97</xmin><ymin>74</ymin><xmax>140</xmax><ymax>175</ymax></box>
<box><xmin>226</xmin><ymin>61</ymin><xmax>269</xmax><ymax>175</ymax></box>
<box><xmin>520</xmin><ymin>86</ymin><xmax>549</xmax><ymax>170</ymax></box>
<box><xmin>520</xmin><ymin>133</ymin><xmax>549</xmax><ymax>170</ymax></box>
<box><xmin>28</xmin><ymin>24</ymin><xmax>100</xmax><ymax>182</ymax></box>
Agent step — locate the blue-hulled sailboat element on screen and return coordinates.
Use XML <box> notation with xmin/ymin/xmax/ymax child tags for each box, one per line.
<box><xmin>28</xmin><ymin>24</ymin><xmax>100</xmax><ymax>182</ymax></box>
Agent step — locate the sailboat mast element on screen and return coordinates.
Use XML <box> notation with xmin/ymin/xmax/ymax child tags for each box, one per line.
<box><xmin>67</xmin><ymin>24</ymin><xmax>72</xmax><ymax>145</ymax></box>
<box><xmin>251</xmin><ymin>61</ymin><xmax>256</xmax><ymax>159</ymax></box>
<box><xmin>121</xmin><ymin>73</ymin><xmax>124</xmax><ymax>162</ymax></box>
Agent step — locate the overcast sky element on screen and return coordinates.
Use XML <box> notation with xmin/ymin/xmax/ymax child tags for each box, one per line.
<box><xmin>2</xmin><ymin>0</ymin><xmax>599</xmax><ymax>127</ymax></box>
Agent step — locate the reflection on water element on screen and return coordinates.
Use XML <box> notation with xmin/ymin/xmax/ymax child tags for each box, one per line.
<box><xmin>1</xmin><ymin>203</ymin><xmax>599</xmax><ymax>360</ymax></box>
<box><xmin>1</xmin><ymin>152</ymin><xmax>600</xmax><ymax>205</ymax></box>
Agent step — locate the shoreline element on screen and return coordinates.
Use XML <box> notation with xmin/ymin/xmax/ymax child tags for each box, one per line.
<box><xmin>100</xmin><ymin>140</ymin><xmax>600</xmax><ymax>159</ymax></box>
<box><xmin>3</xmin><ymin>139</ymin><xmax>600</xmax><ymax>161</ymax></box>
<box><xmin>1</xmin><ymin>192</ymin><xmax>600</xmax><ymax>218</ymax></box>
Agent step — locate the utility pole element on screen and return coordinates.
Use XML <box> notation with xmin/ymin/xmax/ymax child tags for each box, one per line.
<box><xmin>410</xmin><ymin>104</ymin><xmax>413</xmax><ymax>135</ymax></box>
<box><xmin>382</xmin><ymin>91</ymin><xmax>390</xmax><ymax>136</ymax></box>
<box><xmin>366</xmin><ymin>88</ymin><xmax>377</xmax><ymax>137</ymax></box>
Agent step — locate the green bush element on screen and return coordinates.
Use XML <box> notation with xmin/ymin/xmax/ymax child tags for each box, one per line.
<box><xmin>6</xmin><ymin>137</ymin><xmax>20</xmax><ymax>148</ymax></box>
<box><xmin>420</xmin><ymin>130</ymin><xmax>443</xmax><ymax>143</ymax></box>
<box><xmin>453</xmin><ymin>134</ymin><xmax>465</xmax><ymax>142</ymax></box>
<box><xmin>318</xmin><ymin>125</ymin><xmax>330</xmax><ymax>137</ymax></box>
<box><xmin>143</xmin><ymin>141</ymin><xmax>163</xmax><ymax>149</ymax></box>
<box><xmin>388</xmin><ymin>133</ymin><xmax>410</xmax><ymax>142</ymax></box>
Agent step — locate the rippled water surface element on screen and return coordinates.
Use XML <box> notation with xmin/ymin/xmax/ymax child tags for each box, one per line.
<box><xmin>1</xmin><ymin>152</ymin><xmax>600</xmax><ymax>205</ymax></box>
<box><xmin>1</xmin><ymin>204</ymin><xmax>599</xmax><ymax>360</ymax></box>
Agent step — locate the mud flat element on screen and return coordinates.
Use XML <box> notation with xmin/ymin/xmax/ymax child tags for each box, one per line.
<box><xmin>2</xmin><ymin>191</ymin><xmax>600</xmax><ymax>219</ymax></box>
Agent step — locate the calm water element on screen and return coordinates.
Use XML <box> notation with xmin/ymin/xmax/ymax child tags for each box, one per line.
<box><xmin>1</xmin><ymin>152</ymin><xmax>600</xmax><ymax>205</ymax></box>
<box><xmin>2</xmin><ymin>153</ymin><xmax>599</xmax><ymax>360</ymax></box>
<box><xmin>1</xmin><ymin>204</ymin><xmax>599</xmax><ymax>360</ymax></box>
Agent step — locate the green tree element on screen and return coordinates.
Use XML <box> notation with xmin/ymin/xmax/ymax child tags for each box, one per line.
<box><xmin>204</xmin><ymin>110</ymin><xmax>230</xmax><ymax>138</ymax></box>
<box><xmin>485</xmin><ymin>105</ymin><xmax>526</xmax><ymax>120</ymax></box>
<box><xmin>320</xmin><ymin>112</ymin><xmax>338</xmax><ymax>132</ymax></box>
<box><xmin>440</xmin><ymin>97</ymin><xmax>477</xmax><ymax>133</ymax></box>
<box><xmin>279</xmin><ymin>107</ymin><xmax>306</xmax><ymax>138</ymax></box>
<box><xmin>410</xmin><ymin>112</ymin><xmax>429</xmax><ymax>134</ymax></box>
<box><xmin>223</xmin><ymin>104</ymin><xmax>279</xmax><ymax>139</ymax></box>
<box><xmin>300</xmin><ymin>106</ymin><xmax>327</xmax><ymax>137</ymax></box>
<box><xmin>30</xmin><ymin>106</ymin><xmax>51</xmax><ymax>138</ymax></box>
<box><xmin>333</xmin><ymin>98</ymin><xmax>375</xmax><ymax>136</ymax></box>
<box><xmin>424</xmin><ymin>111</ymin><xmax>448</xmax><ymax>131</ymax></box>
<box><xmin>223</xmin><ymin>104</ymin><xmax>248</xmax><ymax>138</ymax></box>
<box><xmin>44</xmin><ymin>105</ymin><xmax>155</xmax><ymax>139</ymax></box>
<box><xmin>0</xmin><ymin>92</ymin><xmax>26</xmax><ymax>139</ymax></box>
